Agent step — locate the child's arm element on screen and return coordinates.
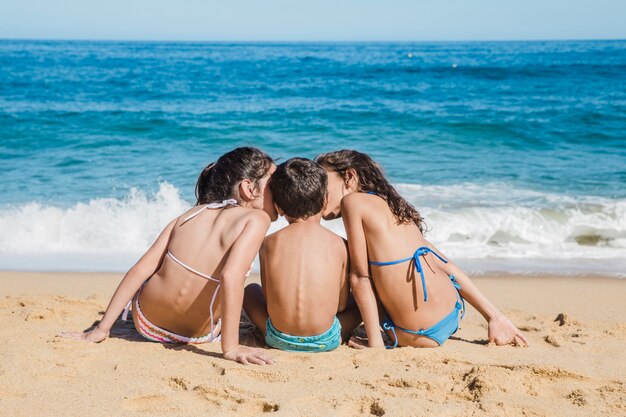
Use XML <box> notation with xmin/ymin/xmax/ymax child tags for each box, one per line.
<box><xmin>425</xmin><ymin>241</ymin><xmax>529</xmax><ymax>347</ymax></box>
<box><xmin>220</xmin><ymin>211</ymin><xmax>275</xmax><ymax>365</ymax></box>
<box><xmin>58</xmin><ymin>218</ymin><xmax>177</xmax><ymax>342</ymax></box>
<box><xmin>342</xmin><ymin>198</ymin><xmax>385</xmax><ymax>348</ymax></box>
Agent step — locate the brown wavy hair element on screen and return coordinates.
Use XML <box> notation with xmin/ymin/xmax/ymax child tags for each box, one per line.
<box><xmin>195</xmin><ymin>147</ymin><xmax>274</xmax><ymax>205</ymax></box>
<box><xmin>315</xmin><ymin>150</ymin><xmax>425</xmax><ymax>232</ymax></box>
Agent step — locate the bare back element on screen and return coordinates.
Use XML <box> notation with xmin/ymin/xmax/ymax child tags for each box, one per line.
<box><xmin>137</xmin><ymin>204</ymin><xmax>256</xmax><ymax>337</ymax></box>
<box><xmin>346</xmin><ymin>193</ymin><xmax>458</xmax><ymax>346</ymax></box>
<box><xmin>261</xmin><ymin>221</ymin><xmax>348</xmax><ymax>336</ymax></box>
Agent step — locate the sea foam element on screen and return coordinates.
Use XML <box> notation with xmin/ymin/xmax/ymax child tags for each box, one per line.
<box><xmin>0</xmin><ymin>182</ymin><xmax>624</xmax><ymax>275</ymax></box>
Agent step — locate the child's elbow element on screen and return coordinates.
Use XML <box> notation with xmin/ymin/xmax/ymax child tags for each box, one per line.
<box><xmin>219</xmin><ymin>271</ymin><xmax>246</xmax><ymax>289</ymax></box>
<box><xmin>128</xmin><ymin>262</ymin><xmax>155</xmax><ymax>281</ymax></box>
<box><xmin>349</xmin><ymin>274</ymin><xmax>372</xmax><ymax>295</ymax></box>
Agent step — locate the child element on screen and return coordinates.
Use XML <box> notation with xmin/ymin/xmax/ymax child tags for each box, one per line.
<box><xmin>315</xmin><ymin>150</ymin><xmax>529</xmax><ymax>348</ymax></box>
<box><xmin>243</xmin><ymin>157</ymin><xmax>360</xmax><ymax>352</ymax></box>
<box><xmin>60</xmin><ymin>147</ymin><xmax>277</xmax><ymax>365</ymax></box>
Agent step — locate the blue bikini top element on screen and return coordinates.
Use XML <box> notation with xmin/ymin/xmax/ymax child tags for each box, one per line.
<box><xmin>363</xmin><ymin>191</ymin><xmax>448</xmax><ymax>302</ymax></box>
<box><xmin>369</xmin><ymin>246</ymin><xmax>448</xmax><ymax>302</ymax></box>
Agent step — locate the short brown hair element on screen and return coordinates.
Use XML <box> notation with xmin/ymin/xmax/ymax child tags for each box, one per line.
<box><xmin>269</xmin><ymin>158</ymin><xmax>327</xmax><ymax>219</ymax></box>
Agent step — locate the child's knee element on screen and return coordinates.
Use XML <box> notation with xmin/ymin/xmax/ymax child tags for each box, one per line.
<box><xmin>243</xmin><ymin>283</ymin><xmax>267</xmax><ymax>312</ymax></box>
<box><xmin>244</xmin><ymin>283</ymin><xmax>262</xmax><ymax>300</ymax></box>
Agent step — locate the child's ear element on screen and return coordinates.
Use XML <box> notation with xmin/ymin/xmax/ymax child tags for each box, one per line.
<box><xmin>323</xmin><ymin>192</ymin><xmax>329</xmax><ymax>209</ymax></box>
<box><xmin>274</xmin><ymin>201</ymin><xmax>284</xmax><ymax>217</ymax></box>
<box><xmin>344</xmin><ymin>168</ymin><xmax>358</xmax><ymax>191</ymax></box>
<box><xmin>239</xmin><ymin>179</ymin><xmax>257</xmax><ymax>201</ymax></box>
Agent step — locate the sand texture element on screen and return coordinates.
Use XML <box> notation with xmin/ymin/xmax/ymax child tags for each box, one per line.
<box><xmin>0</xmin><ymin>271</ymin><xmax>624</xmax><ymax>417</ymax></box>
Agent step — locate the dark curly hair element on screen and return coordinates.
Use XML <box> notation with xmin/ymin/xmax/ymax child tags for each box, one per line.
<box><xmin>195</xmin><ymin>147</ymin><xmax>274</xmax><ymax>205</ymax></box>
<box><xmin>315</xmin><ymin>149</ymin><xmax>425</xmax><ymax>232</ymax></box>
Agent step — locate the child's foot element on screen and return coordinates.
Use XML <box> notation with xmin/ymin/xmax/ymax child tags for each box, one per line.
<box><xmin>348</xmin><ymin>335</ymin><xmax>369</xmax><ymax>349</ymax></box>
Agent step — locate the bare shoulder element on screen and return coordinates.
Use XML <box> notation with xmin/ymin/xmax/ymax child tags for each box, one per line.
<box><xmin>340</xmin><ymin>192</ymin><xmax>382</xmax><ymax>216</ymax></box>
<box><xmin>340</xmin><ymin>192</ymin><xmax>379</xmax><ymax>209</ymax></box>
<box><xmin>236</xmin><ymin>207</ymin><xmax>272</xmax><ymax>228</ymax></box>
<box><xmin>335</xmin><ymin>235</ymin><xmax>349</xmax><ymax>258</ymax></box>
<box><xmin>177</xmin><ymin>204</ymin><xmax>205</xmax><ymax>223</ymax></box>
<box><xmin>340</xmin><ymin>191</ymin><xmax>368</xmax><ymax>206</ymax></box>
<box><xmin>318</xmin><ymin>226</ymin><xmax>348</xmax><ymax>255</ymax></box>
<box><xmin>262</xmin><ymin>227</ymin><xmax>281</xmax><ymax>247</ymax></box>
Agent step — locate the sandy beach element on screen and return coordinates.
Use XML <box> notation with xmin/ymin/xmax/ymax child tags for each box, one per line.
<box><xmin>0</xmin><ymin>272</ymin><xmax>624</xmax><ymax>416</ymax></box>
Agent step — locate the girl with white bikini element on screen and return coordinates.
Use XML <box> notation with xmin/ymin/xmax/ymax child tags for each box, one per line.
<box><xmin>60</xmin><ymin>147</ymin><xmax>277</xmax><ymax>365</ymax></box>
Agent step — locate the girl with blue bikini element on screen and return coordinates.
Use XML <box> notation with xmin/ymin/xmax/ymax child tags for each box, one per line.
<box><xmin>315</xmin><ymin>150</ymin><xmax>529</xmax><ymax>348</ymax></box>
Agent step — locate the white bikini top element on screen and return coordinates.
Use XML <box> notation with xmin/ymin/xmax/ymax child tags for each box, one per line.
<box><xmin>165</xmin><ymin>199</ymin><xmax>249</xmax><ymax>338</ymax></box>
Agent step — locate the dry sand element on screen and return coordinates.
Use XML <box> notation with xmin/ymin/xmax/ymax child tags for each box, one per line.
<box><xmin>0</xmin><ymin>271</ymin><xmax>624</xmax><ymax>416</ymax></box>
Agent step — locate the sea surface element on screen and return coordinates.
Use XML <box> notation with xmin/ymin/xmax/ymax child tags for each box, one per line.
<box><xmin>1</xmin><ymin>40</ymin><xmax>625</xmax><ymax>274</ymax></box>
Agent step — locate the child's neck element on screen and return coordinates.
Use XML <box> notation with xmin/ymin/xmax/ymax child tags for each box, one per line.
<box><xmin>285</xmin><ymin>212</ymin><xmax>322</xmax><ymax>225</ymax></box>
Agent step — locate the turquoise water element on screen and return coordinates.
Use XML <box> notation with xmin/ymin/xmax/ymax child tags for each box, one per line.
<box><xmin>1</xmin><ymin>40</ymin><xmax>625</xmax><ymax>273</ymax></box>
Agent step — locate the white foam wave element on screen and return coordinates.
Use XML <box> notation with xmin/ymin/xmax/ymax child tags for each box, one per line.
<box><xmin>0</xmin><ymin>182</ymin><xmax>189</xmax><ymax>270</ymax></box>
<box><xmin>0</xmin><ymin>182</ymin><xmax>624</xmax><ymax>275</ymax></box>
<box><xmin>396</xmin><ymin>183</ymin><xmax>626</xmax><ymax>258</ymax></box>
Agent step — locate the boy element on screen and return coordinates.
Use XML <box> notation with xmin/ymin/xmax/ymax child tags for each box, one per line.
<box><xmin>243</xmin><ymin>157</ymin><xmax>360</xmax><ymax>352</ymax></box>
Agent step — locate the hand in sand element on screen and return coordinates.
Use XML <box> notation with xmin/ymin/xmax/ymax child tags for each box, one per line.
<box><xmin>223</xmin><ymin>346</ymin><xmax>275</xmax><ymax>365</ymax></box>
<box><xmin>57</xmin><ymin>325</ymin><xmax>109</xmax><ymax>343</ymax></box>
<box><xmin>488</xmin><ymin>315</ymin><xmax>529</xmax><ymax>347</ymax></box>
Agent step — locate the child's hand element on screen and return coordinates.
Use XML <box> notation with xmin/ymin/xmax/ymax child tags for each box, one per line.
<box><xmin>57</xmin><ymin>325</ymin><xmax>110</xmax><ymax>343</ymax></box>
<box><xmin>488</xmin><ymin>315</ymin><xmax>529</xmax><ymax>347</ymax></box>
<box><xmin>223</xmin><ymin>345</ymin><xmax>275</xmax><ymax>365</ymax></box>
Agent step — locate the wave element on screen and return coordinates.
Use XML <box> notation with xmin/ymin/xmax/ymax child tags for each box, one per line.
<box><xmin>396</xmin><ymin>183</ymin><xmax>626</xmax><ymax>259</ymax></box>
<box><xmin>0</xmin><ymin>182</ymin><xmax>624</xmax><ymax>275</ymax></box>
<box><xmin>0</xmin><ymin>182</ymin><xmax>189</xmax><ymax>254</ymax></box>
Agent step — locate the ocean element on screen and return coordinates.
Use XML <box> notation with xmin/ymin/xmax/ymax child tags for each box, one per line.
<box><xmin>0</xmin><ymin>40</ymin><xmax>624</xmax><ymax>275</ymax></box>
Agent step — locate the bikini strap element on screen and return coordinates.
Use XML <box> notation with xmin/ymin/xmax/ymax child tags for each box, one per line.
<box><xmin>167</xmin><ymin>251</ymin><xmax>220</xmax><ymax>282</ymax></box>
<box><xmin>450</xmin><ymin>275</ymin><xmax>466</xmax><ymax>319</ymax></box>
<box><xmin>381</xmin><ymin>275</ymin><xmax>464</xmax><ymax>349</ymax></box>
<box><xmin>412</xmin><ymin>247</ymin><xmax>448</xmax><ymax>302</ymax></box>
<box><xmin>180</xmin><ymin>199</ymin><xmax>238</xmax><ymax>225</ymax></box>
<box><xmin>370</xmin><ymin>246</ymin><xmax>448</xmax><ymax>302</ymax></box>
<box><xmin>165</xmin><ymin>251</ymin><xmax>222</xmax><ymax>338</ymax></box>
<box><xmin>206</xmin><ymin>198</ymin><xmax>238</xmax><ymax>209</ymax></box>
<box><xmin>382</xmin><ymin>319</ymin><xmax>399</xmax><ymax>349</ymax></box>
<box><xmin>122</xmin><ymin>300</ymin><xmax>132</xmax><ymax>321</ymax></box>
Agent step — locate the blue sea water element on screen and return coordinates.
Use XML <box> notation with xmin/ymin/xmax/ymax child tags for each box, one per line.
<box><xmin>1</xmin><ymin>40</ymin><xmax>625</xmax><ymax>274</ymax></box>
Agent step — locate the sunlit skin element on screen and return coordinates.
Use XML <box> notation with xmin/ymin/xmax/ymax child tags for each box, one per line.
<box><xmin>59</xmin><ymin>164</ymin><xmax>279</xmax><ymax>365</ymax></box>
<box><xmin>260</xmin><ymin>164</ymin><xmax>279</xmax><ymax>221</ymax></box>
<box><xmin>321</xmin><ymin>166</ymin><xmax>529</xmax><ymax>348</ymax></box>
<box><xmin>321</xmin><ymin>170</ymin><xmax>347</xmax><ymax>221</ymax></box>
<box><xmin>243</xmin><ymin>205</ymin><xmax>362</xmax><ymax>344</ymax></box>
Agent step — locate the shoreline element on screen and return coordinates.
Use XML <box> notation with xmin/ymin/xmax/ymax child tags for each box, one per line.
<box><xmin>1</xmin><ymin>271</ymin><xmax>624</xmax><ymax>416</ymax></box>
<box><xmin>2</xmin><ymin>260</ymin><xmax>624</xmax><ymax>277</ymax></box>
<box><xmin>1</xmin><ymin>269</ymin><xmax>622</xmax><ymax>283</ymax></box>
